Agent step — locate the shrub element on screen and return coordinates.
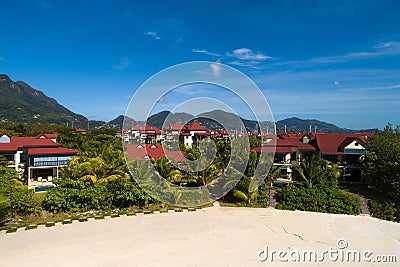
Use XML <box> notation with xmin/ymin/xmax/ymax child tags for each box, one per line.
<box><xmin>7</xmin><ymin>187</ymin><xmax>41</xmax><ymax>216</ymax></box>
<box><xmin>0</xmin><ymin>166</ymin><xmax>41</xmax><ymax>217</ymax></box>
<box><xmin>369</xmin><ymin>200</ymin><xmax>398</xmax><ymax>222</ymax></box>
<box><xmin>276</xmin><ymin>185</ymin><xmax>360</xmax><ymax>215</ymax></box>
<box><xmin>43</xmin><ymin>177</ymin><xmax>154</xmax><ymax>213</ymax></box>
<box><xmin>0</xmin><ymin>196</ymin><xmax>10</xmax><ymax>224</ymax></box>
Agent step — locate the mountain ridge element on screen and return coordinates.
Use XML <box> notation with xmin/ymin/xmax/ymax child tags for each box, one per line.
<box><xmin>140</xmin><ymin>110</ymin><xmax>376</xmax><ymax>133</ymax></box>
<box><xmin>0</xmin><ymin>74</ymin><xmax>87</xmax><ymax>126</ymax></box>
<box><xmin>0</xmin><ymin>74</ymin><xmax>376</xmax><ymax>133</ymax></box>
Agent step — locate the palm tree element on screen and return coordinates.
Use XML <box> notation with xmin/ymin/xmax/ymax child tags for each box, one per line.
<box><xmin>153</xmin><ymin>156</ymin><xmax>182</xmax><ymax>183</ymax></box>
<box><xmin>292</xmin><ymin>155</ymin><xmax>340</xmax><ymax>188</ymax></box>
<box><xmin>231</xmin><ymin>176</ymin><xmax>258</xmax><ymax>205</ymax></box>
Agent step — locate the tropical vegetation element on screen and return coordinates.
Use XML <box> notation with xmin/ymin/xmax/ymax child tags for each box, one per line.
<box><xmin>276</xmin><ymin>156</ymin><xmax>361</xmax><ymax>215</ymax></box>
<box><xmin>1</xmin><ymin>121</ymin><xmax>400</xmax><ymax>227</ymax></box>
<box><xmin>362</xmin><ymin>124</ymin><xmax>400</xmax><ymax>221</ymax></box>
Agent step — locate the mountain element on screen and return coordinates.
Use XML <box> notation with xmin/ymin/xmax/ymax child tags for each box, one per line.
<box><xmin>0</xmin><ymin>74</ymin><xmax>87</xmax><ymax>126</ymax></box>
<box><xmin>146</xmin><ymin>111</ymin><xmax>194</xmax><ymax>129</ymax></box>
<box><xmin>138</xmin><ymin>110</ymin><xmax>376</xmax><ymax>133</ymax></box>
<box><xmin>107</xmin><ymin>115</ymin><xmax>137</xmax><ymax>129</ymax></box>
<box><xmin>276</xmin><ymin>117</ymin><xmax>349</xmax><ymax>133</ymax></box>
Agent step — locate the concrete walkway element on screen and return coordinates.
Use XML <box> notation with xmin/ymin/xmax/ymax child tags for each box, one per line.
<box><xmin>359</xmin><ymin>196</ymin><xmax>371</xmax><ymax>215</ymax></box>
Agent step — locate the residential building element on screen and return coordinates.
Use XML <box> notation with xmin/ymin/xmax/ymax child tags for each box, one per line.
<box><xmin>129</xmin><ymin>124</ymin><xmax>163</xmax><ymax>144</ymax></box>
<box><xmin>251</xmin><ymin>132</ymin><xmax>371</xmax><ymax>182</ymax></box>
<box><xmin>0</xmin><ymin>133</ymin><xmax>78</xmax><ymax>188</ymax></box>
<box><xmin>179</xmin><ymin>121</ymin><xmax>211</xmax><ymax>147</ymax></box>
<box><xmin>125</xmin><ymin>143</ymin><xmax>186</xmax><ymax>162</ymax></box>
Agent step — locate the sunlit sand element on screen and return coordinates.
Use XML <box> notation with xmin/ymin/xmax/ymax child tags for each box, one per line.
<box><xmin>1</xmin><ymin>205</ymin><xmax>399</xmax><ymax>266</ymax></box>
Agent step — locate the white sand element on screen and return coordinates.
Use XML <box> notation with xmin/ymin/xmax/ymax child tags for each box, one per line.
<box><xmin>0</xmin><ymin>205</ymin><xmax>399</xmax><ymax>266</ymax></box>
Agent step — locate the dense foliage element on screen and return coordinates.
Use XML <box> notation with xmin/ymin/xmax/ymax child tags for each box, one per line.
<box><xmin>276</xmin><ymin>185</ymin><xmax>360</xmax><ymax>215</ymax></box>
<box><xmin>0</xmin><ymin>166</ymin><xmax>41</xmax><ymax>222</ymax></box>
<box><xmin>43</xmin><ymin>130</ymin><xmax>157</xmax><ymax>213</ymax></box>
<box><xmin>292</xmin><ymin>155</ymin><xmax>340</xmax><ymax>188</ymax></box>
<box><xmin>43</xmin><ymin>177</ymin><xmax>152</xmax><ymax>213</ymax></box>
<box><xmin>276</xmin><ymin>156</ymin><xmax>360</xmax><ymax>215</ymax></box>
<box><xmin>363</xmin><ymin>124</ymin><xmax>400</xmax><ymax>221</ymax></box>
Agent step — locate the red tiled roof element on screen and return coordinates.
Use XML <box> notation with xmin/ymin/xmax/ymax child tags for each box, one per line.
<box><xmin>187</xmin><ymin>121</ymin><xmax>207</xmax><ymax>131</ymax></box>
<box><xmin>27</xmin><ymin>147</ymin><xmax>79</xmax><ymax>156</ymax></box>
<box><xmin>315</xmin><ymin>133</ymin><xmax>352</xmax><ymax>155</ymax></box>
<box><xmin>281</xmin><ymin>136</ymin><xmax>317</xmax><ymax>151</ymax></box>
<box><xmin>131</xmin><ymin>125</ymin><xmax>143</xmax><ymax>131</ymax></box>
<box><xmin>131</xmin><ymin>124</ymin><xmax>162</xmax><ymax>135</ymax></box>
<box><xmin>0</xmin><ymin>136</ymin><xmax>61</xmax><ymax>152</ymax></box>
<box><xmin>163</xmin><ymin>122</ymin><xmax>185</xmax><ymax>131</ymax></box>
<box><xmin>125</xmin><ymin>144</ymin><xmax>186</xmax><ymax>162</ymax></box>
<box><xmin>353</xmin><ymin>133</ymin><xmax>372</xmax><ymax>143</ymax></box>
<box><xmin>71</xmin><ymin>128</ymin><xmax>87</xmax><ymax>133</ymax></box>
<box><xmin>219</xmin><ymin>129</ymin><xmax>230</xmax><ymax>135</ymax></box>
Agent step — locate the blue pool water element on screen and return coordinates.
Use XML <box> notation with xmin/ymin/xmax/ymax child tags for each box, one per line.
<box><xmin>272</xmin><ymin>182</ymin><xmax>288</xmax><ymax>187</ymax></box>
<box><xmin>35</xmin><ymin>185</ymin><xmax>55</xmax><ymax>192</ymax></box>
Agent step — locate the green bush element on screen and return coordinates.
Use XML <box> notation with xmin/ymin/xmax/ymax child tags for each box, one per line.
<box><xmin>0</xmin><ymin>196</ymin><xmax>10</xmax><ymax>224</ymax></box>
<box><xmin>276</xmin><ymin>185</ymin><xmax>360</xmax><ymax>215</ymax></box>
<box><xmin>43</xmin><ymin>177</ymin><xmax>154</xmax><ymax>213</ymax></box>
<box><xmin>369</xmin><ymin>200</ymin><xmax>398</xmax><ymax>222</ymax></box>
<box><xmin>7</xmin><ymin>187</ymin><xmax>41</xmax><ymax>216</ymax></box>
<box><xmin>0</xmin><ymin>166</ymin><xmax>41</xmax><ymax>218</ymax></box>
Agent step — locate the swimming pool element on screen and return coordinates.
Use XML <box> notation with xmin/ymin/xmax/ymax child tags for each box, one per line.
<box><xmin>35</xmin><ymin>185</ymin><xmax>55</xmax><ymax>192</ymax></box>
<box><xmin>272</xmin><ymin>182</ymin><xmax>288</xmax><ymax>187</ymax></box>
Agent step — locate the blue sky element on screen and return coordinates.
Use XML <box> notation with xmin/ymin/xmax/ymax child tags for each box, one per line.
<box><xmin>0</xmin><ymin>0</ymin><xmax>399</xmax><ymax>129</ymax></box>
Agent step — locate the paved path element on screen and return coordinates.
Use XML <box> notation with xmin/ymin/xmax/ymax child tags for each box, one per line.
<box><xmin>359</xmin><ymin>196</ymin><xmax>371</xmax><ymax>215</ymax></box>
<box><xmin>268</xmin><ymin>189</ymin><xmax>277</xmax><ymax>208</ymax></box>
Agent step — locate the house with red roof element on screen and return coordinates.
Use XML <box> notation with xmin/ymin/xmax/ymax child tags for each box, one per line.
<box><xmin>125</xmin><ymin>143</ymin><xmax>186</xmax><ymax>162</ymax></box>
<box><xmin>129</xmin><ymin>124</ymin><xmax>163</xmax><ymax>144</ymax></box>
<box><xmin>312</xmin><ymin>133</ymin><xmax>370</xmax><ymax>182</ymax></box>
<box><xmin>280</xmin><ymin>134</ymin><xmax>318</xmax><ymax>160</ymax></box>
<box><xmin>163</xmin><ymin>122</ymin><xmax>185</xmax><ymax>134</ymax></box>
<box><xmin>71</xmin><ymin>128</ymin><xmax>87</xmax><ymax>134</ymax></box>
<box><xmin>250</xmin><ymin>132</ymin><xmax>371</xmax><ymax>182</ymax></box>
<box><xmin>162</xmin><ymin>122</ymin><xmax>185</xmax><ymax>144</ymax></box>
<box><xmin>0</xmin><ymin>133</ymin><xmax>78</xmax><ymax>188</ymax></box>
<box><xmin>313</xmin><ymin>133</ymin><xmax>369</xmax><ymax>163</ymax></box>
<box><xmin>179</xmin><ymin>120</ymin><xmax>211</xmax><ymax>147</ymax></box>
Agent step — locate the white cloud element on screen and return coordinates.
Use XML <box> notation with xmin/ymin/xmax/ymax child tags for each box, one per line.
<box><xmin>192</xmin><ymin>47</ymin><xmax>275</xmax><ymax>69</ymax></box>
<box><xmin>192</xmin><ymin>49</ymin><xmax>222</xmax><ymax>57</ymax></box>
<box><xmin>112</xmin><ymin>58</ymin><xmax>131</xmax><ymax>70</ymax></box>
<box><xmin>334</xmin><ymin>80</ymin><xmax>340</xmax><ymax>86</ymax></box>
<box><xmin>227</xmin><ymin>60</ymin><xmax>262</xmax><ymax>69</ymax></box>
<box><xmin>210</xmin><ymin>59</ymin><xmax>222</xmax><ymax>77</ymax></box>
<box><xmin>374</xmin><ymin>41</ymin><xmax>400</xmax><ymax>49</ymax></box>
<box><xmin>228</xmin><ymin>48</ymin><xmax>273</xmax><ymax>61</ymax></box>
<box><xmin>312</xmin><ymin>41</ymin><xmax>400</xmax><ymax>63</ymax></box>
<box><xmin>340</xmin><ymin>84</ymin><xmax>400</xmax><ymax>92</ymax></box>
<box><xmin>146</xmin><ymin>31</ymin><xmax>160</xmax><ymax>40</ymax></box>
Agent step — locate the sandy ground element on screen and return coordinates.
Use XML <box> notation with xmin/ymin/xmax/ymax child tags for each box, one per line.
<box><xmin>0</xmin><ymin>204</ymin><xmax>399</xmax><ymax>266</ymax></box>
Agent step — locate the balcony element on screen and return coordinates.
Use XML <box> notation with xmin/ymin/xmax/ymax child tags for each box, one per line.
<box><xmin>32</xmin><ymin>160</ymin><xmax>69</xmax><ymax>167</ymax></box>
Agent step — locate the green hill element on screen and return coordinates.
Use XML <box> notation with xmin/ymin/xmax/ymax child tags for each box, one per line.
<box><xmin>0</xmin><ymin>74</ymin><xmax>87</xmax><ymax>126</ymax></box>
